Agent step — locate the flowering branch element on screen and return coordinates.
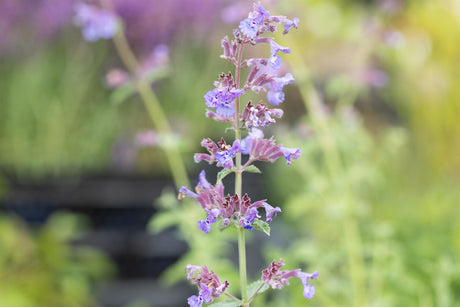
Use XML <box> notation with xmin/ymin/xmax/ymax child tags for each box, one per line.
<box><xmin>179</xmin><ymin>4</ymin><xmax>318</xmax><ymax>307</ymax></box>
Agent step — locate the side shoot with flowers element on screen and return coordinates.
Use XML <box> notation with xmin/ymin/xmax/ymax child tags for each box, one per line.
<box><xmin>178</xmin><ymin>5</ymin><xmax>318</xmax><ymax>307</ymax></box>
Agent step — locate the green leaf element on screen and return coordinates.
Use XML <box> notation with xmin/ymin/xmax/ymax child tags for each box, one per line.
<box><xmin>217</xmin><ymin>168</ymin><xmax>234</xmax><ymax>182</ymax></box>
<box><xmin>253</xmin><ymin>219</ymin><xmax>271</xmax><ymax>236</ymax></box>
<box><xmin>208</xmin><ymin>301</ymin><xmax>241</xmax><ymax>307</ymax></box>
<box><xmin>247</xmin><ymin>280</ymin><xmax>270</xmax><ymax>299</ymax></box>
<box><xmin>243</xmin><ymin>165</ymin><xmax>262</xmax><ymax>174</ymax></box>
<box><xmin>110</xmin><ymin>82</ymin><xmax>136</xmax><ymax>105</ymax></box>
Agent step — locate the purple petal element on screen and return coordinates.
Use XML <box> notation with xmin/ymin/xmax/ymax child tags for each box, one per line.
<box><xmin>269</xmin><ymin>55</ymin><xmax>282</xmax><ymax>70</ymax></box>
<box><xmin>239</xmin><ymin>18</ymin><xmax>259</xmax><ymax>39</ymax></box>
<box><xmin>179</xmin><ymin>186</ymin><xmax>197</xmax><ymax>199</ymax></box>
<box><xmin>303</xmin><ymin>284</ymin><xmax>316</xmax><ymax>299</ymax></box>
<box><xmin>199</xmin><ymin>283</ymin><xmax>213</xmax><ymax>303</ymax></box>
<box><xmin>267</xmin><ymin>90</ymin><xmax>285</xmax><ymax>105</ymax></box>
<box><xmin>283</xmin><ymin>17</ymin><xmax>299</xmax><ymax>34</ymax></box>
<box><xmin>280</xmin><ymin>147</ymin><xmax>301</xmax><ymax>166</ymax></box>
<box><xmin>206</xmin><ymin>208</ymin><xmax>220</xmax><ymax>223</ymax></box>
<box><xmin>256</xmin><ymin>5</ymin><xmax>270</xmax><ymax>18</ymax></box>
<box><xmin>197</xmin><ymin>220</ymin><xmax>211</xmax><ymax>233</ymax></box>
<box><xmin>198</xmin><ymin>170</ymin><xmax>212</xmax><ymax>189</ymax></box>
<box><xmin>263</xmin><ymin>203</ymin><xmax>281</xmax><ymax>222</ymax></box>
<box><xmin>216</xmin><ymin>104</ymin><xmax>235</xmax><ymax>118</ymax></box>
<box><xmin>187</xmin><ymin>295</ymin><xmax>203</xmax><ymax>307</ymax></box>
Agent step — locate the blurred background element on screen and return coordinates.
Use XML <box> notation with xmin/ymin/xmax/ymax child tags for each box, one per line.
<box><xmin>0</xmin><ymin>0</ymin><xmax>459</xmax><ymax>306</ymax></box>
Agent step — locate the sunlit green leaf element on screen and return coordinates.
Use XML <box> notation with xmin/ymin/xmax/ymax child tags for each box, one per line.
<box><xmin>253</xmin><ymin>219</ymin><xmax>270</xmax><ymax>236</ymax></box>
<box><xmin>247</xmin><ymin>280</ymin><xmax>269</xmax><ymax>299</ymax></box>
<box><xmin>217</xmin><ymin>168</ymin><xmax>234</xmax><ymax>182</ymax></box>
<box><xmin>243</xmin><ymin>165</ymin><xmax>262</xmax><ymax>174</ymax></box>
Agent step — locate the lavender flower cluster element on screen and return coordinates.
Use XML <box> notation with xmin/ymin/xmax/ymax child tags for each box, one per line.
<box><xmin>178</xmin><ymin>4</ymin><xmax>317</xmax><ymax>306</ymax></box>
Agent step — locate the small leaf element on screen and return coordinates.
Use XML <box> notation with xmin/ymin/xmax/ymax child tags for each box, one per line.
<box><xmin>253</xmin><ymin>219</ymin><xmax>271</xmax><ymax>236</ymax></box>
<box><xmin>208</xmin><ymin>300</ymin><xmax>241</xmax><ymax>307</ymax></box>
<box><xmin>110</xmin><ymin>82</ymin><xmax>136</xmax><ymax>105</ymax></box>
<box><xmin>217</xmin><ymin>168</ymin><xmax>234</xmax><ymax>182</ymax></box>
<box><xmin>243</xmin><ymin>165</ymin><xmax>262</xmax><ymax>174</ymax></box>
<box><xmin>247</xmin><ymin>280</ymin><xmax>270</xmax><ymax>299</ymax></box>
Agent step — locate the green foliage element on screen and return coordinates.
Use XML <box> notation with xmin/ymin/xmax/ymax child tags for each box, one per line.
<box><xmin>0</xmin><ymin>40</ymin><xmax>120</xmax><ymax>178</ymax></box>
<box><xmin>217</xmin><ymin>168</ymin><xmax>234</xmax><ymax>182</ymax></box>
<box><xmin>243</xmin><ymin>165</ymin><xmax>261</xmax><ymax>174</ymax></box>
<box><xmin>253</xmin><ymin>219</ymin><xmax>271</xmax><ymax>237</ymax></box>
<box><xmin>0</xmin><ymin>212</ymin><xmax>114</xmax><ymax>307</ymax></box>
<box><xmin>247</xmin><ymin>280</ymin><xmax>269</xmax><ymax>299</ymax></box>
<box><xmin>261</xmin><ymin>102</ymin><xmax>460</xmax><ymax>306</ymax></box>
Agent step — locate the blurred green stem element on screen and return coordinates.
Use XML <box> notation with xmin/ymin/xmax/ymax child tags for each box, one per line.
<box><xmin>290</xmin><ymin>50</ymin><xmax>367</xmax><ymax>307</ymax></box>
<box><xmin>100</xmin><ymin>0</ymin><xmax>189</xmax><ymax>188</ymax></box>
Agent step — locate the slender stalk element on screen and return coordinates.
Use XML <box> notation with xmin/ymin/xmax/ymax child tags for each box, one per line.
<box><xmin>223</xmin><ymin>291</ymin><xmax>242</xmax><ymax>303</ymax></box>
<box><xmin>100</xmin><ymin>0</ymin><xmax>189</xmax><ymax>188</ymax></box>
<box><xmin>238</xmin><ymin>227</ymin><xmax>249</xmax><ymax>306</ymax></box>
<box><xmin>234</xmin><ymin>43</ymin><xmax>249</xmax><ymax>306</ymax></box>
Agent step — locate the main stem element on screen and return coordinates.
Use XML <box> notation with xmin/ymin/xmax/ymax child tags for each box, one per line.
<box><xmin>234</xmin><ymin>43</ymin><xmax>249</xmax><ymax>306</ymax></box>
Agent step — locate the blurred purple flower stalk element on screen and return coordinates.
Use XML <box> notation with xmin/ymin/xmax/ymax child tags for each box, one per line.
<box><xmin>177</xmin><ymin>4</ymin><xmax>317</xmax><ymax>306</ymax></box>
<box><xmin>74</xmin><ymin>0</ymin><xmax>190</xmax><ymax>189</ymax></box>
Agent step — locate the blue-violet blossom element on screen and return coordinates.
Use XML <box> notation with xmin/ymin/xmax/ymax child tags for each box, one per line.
<box><xmin>185</xmin><ymin>265</ymin><xmax>229</xmax><ymax>307</ymax></box>
<box><xmin>262</xmin><ymin>259</ymin><xmax>319</xmax><ymax>300</ymax></box>
<box><xmin>74</xmin><ymin>3</ymin><xmax>118</xmax><ymax>42</ymax></box>
<box><xmin>179</xmin><ymin>171</ymin><xmax>281</xmax><ymax>233</ymax></box>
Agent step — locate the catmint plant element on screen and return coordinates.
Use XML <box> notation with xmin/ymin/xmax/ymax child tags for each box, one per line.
<box><xmin>178</xmin><ymin>4</ymin><xmax>317</xmax><ymax>306</ymax></box>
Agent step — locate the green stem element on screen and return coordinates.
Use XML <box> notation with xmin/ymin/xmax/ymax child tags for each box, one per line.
<box><xmin>101</xmin><ymin>0</ymin><xmax>189</xmax><ymax>188</ymax></box>
<box><xmin>234</xmin><ymin>43</ymin><xmax>249</xmax><ymax>306</ymax></box>
<box><xmin>238</xmin><ymin>226</ymin><xmax>249</xmax><ymax>306</ymax></box>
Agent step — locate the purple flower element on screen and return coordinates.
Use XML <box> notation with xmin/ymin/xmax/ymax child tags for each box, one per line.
<box><xmin>282</xmin><ymin>17</ymin><xmax>299</xmax><ymax>34</ymax></box>
<box><xmin>187</xmin><ymin>295</ymin><xmax>203</xmax><ymax>307</ymax></box>
<box><xmin>105</xmin><ymin>69</ymin><xmax>131</xmax><ymax>88</ymax></box>
<box><xmin>252</xmin><ymin>37</ymin><xmax>291</xmax><ymax>70</ymax></box>
<box><xmin>135</xmin><ymin>130</ymin><xmax>159</xmax><ymax>147</ymax></box>
<box><xmin>204</xmin><ymin>87</ymin><xmax>243</xmax><ymax>118</ymax></box>
<box><xmin>187</xmin><ymin>283</ymin><xmax>213</xmax><ymax>306</ymax></box>
<box><xmin>178</xmin><ymin>170</ymin><xmax>224</xmax><ymax>212</ymax></box>
<box><xmin>242</xmin><ymin>102</ymin><xmax>284</xmax><ymax>128</ymax></box>
<box><xmin>255</xmin><ymin>4</ymin><xmax>270</xmax><ymax>18</ymax></box>
<box><xmin>267</xmin><ymin>73</ymin><xmax>295</xmax><ymax>105</ymax></box>
<box><xmin>197</xmin><ymin>208</ymin><xmax>220</xmax><ymax>234</ymax></box>
<box><xmin>238</xmin><ymin>4</ymin><xmax>271</xmax><ymax>39</ymax></box>
<box><xmin>242</xmin><ymin>207</ymin><xmax>260</xmax><ymax>230</ymax></box>
<box><xmin>240</xmin><ymin>129</ymin><xmax>283</xmax><ymax>162</ymax></box>
<box><xmin>195</xmin><ymin>138</ymin><xmax>240</xmax><ymax>169</ymax></box>
<box><xmin>239</xmin><ymin>17</ymin><xmax>261</xmax><ymax>39</ymax></box>
<box><xmin>267</xmin><ymin>90</ymin><xmax>285</xmax><ymax>105</ymax></box>
<box><xmin>263</xmin><ymin>202</ymin><xmax>281</xmax><ymax>222</ymax></box>
<box><xmin>297</xmin><ymin>271</ymin><xmax>320</xmax><ymax>299</ymax></box>
<box><xmin>194</xmin><ymin>138</ymin><xmax>218</xmax><ymax>165</ymax></box>
<box><xmin>185</xmin><ymin>265</ymin><xmax>229</xmax><ymax>306</ymax></box>
<box><xmin>74</xmin><ymin>3</ymin><xmax>118</xmax><ymax>42</ymax></box>
<box><xmin>215</xmin><ymin>140</ymin><xmax>240</xmax><ymax>169</ymax></box>
<box><xmin>269</xmin><ymin>40</ymin><xmax>291</xmax><ymax>70</ymax></box>
<box><xmin>280</xmin><ymin>147</ymin><xmax>301</xmax><ymax>166</ymax></box>
<box><xmin>262</xmin><ymin>259</ymin><xmax>318</xmax><ymax>299</ymax></box>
